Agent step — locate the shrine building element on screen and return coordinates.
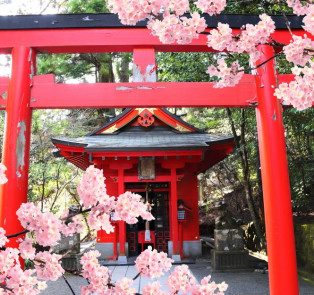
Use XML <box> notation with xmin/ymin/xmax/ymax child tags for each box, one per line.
<box><xmin>52</xmin><ymin>107</ymin><xmax>234</xmax><ymax>261</ymax></box>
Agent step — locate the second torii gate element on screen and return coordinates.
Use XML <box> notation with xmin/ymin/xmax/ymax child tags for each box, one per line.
<box><xmin>0</xmin><ymin>13</ymin><xmax>310</xmax><ymax>295</ymax></box>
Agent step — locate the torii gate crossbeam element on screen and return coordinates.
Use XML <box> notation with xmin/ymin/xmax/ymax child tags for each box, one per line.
<box><xmin>0</xmin><ymin>13</ymin><xmax>310</xmax><ymax>295</ymax></box>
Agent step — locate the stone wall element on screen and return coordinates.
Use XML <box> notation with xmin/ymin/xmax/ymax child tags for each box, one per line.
<box><xmin>294</xmin><ymin>221</ymin><xmax>314</xmax><ymax>273</ymax></box>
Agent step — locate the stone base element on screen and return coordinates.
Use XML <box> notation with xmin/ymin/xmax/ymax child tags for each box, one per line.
<box><xmin>168</xmin><ymin>240</ymin><xmax>202</xmax><ymax>258</ymax></box>
<box><xmin>61</xmin><ymin>253</ymin><xmax>82</xmax><ymax>271</ymax></box>
<box><xmin>172</xmin><ymin>254</ymin><xmax>181</xmax><ymax>262</ymax></box>
<box><xmin>214</xmin><ymin>229</ymin><xmax>244</xmax><ymax>251</ymax></box>
<box><xmin>95</xmin><ymin>243</ymin><xmax>128</xmax><ymax>259</ymax></box>
<box><xmin>118</xmin><ymin>255</ymin><xmax>128</xmax><ymax>264</ymax></box>
<box><xmin>211</xmin><ymin>250</ymin><xmax>250</xmax><ymax>271</ymax></box>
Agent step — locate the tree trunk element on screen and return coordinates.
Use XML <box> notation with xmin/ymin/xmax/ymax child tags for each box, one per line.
<box><xmin>226</xmin><ymin>108</ymin><xmax>266</xmax><ymax>249</ymax></box>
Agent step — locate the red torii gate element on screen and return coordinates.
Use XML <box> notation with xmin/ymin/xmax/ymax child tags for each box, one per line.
<box><xmin>0</xmin><ymin>13</ymin><xmax>310</xmax><ymax>295</ymax></box>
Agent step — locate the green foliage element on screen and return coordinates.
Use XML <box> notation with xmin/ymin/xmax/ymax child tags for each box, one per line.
<box><xmin>224</xmin><ymin>0</ymin><xmax>292</xmax><ymax>14</ymax></box>
<box><xmin>65</xmin><ymin>0</ymin><xmax>109</xmax><ymax>13</ymax></box>
<box><xmin>28</xmin><ymin>110</ymin><xmax>82</xmax><ymax>208</ymax></box>
<box><xmin>284</xmin><ymin>108</ymin><xmax>314</xmax><ymax>212</ymax></box>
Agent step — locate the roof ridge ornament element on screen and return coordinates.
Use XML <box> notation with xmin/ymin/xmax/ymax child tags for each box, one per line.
<box><xmin>138</xmin><ymin>109</ymin><xmax>155</xmax><ymax>128</ymax></box>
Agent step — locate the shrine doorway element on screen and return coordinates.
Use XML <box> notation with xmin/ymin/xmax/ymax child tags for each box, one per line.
<box><xmin>125</xmin><ymin>182</ymin><xmax>170</xmax><ymax>256</ymax></box>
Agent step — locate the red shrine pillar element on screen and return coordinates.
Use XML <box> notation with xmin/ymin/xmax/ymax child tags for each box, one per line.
<box><xmin>118</xmin><ymin>168</ymin><xmax>127</xmax><ymax>261</ymax></box>
<box><xmin>255</xmin><ymin>45</ymin><xmax>299</xmax><ymax>295</ymax></box>
<box><xmin>0</xmin><ymin>47</ymin><xmax>35</xmax><ymax>247</ymax></box>
<box><xmin>170</xmin><ymin>167</ymin><xmax>179</xmax><ymax>258</ymax></box>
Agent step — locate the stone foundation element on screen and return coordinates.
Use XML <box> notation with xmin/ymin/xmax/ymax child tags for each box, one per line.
<box><xmin>211</xmin><ymin>250</ymin><xmax>249</xmax><ymax>271</ymax></box>
<box><xmin>168</xmin><ymin>240</ymin><xmax>202</xmax><ymax>258</ymax></box>
<box><xmin>95</xmin><ymin>242</ymin><xmax>128</xmax><ymax>259</ymax></box>
<box><xmin>212</xmin><ymin>229</ymin><xmax>249</xmax><ymax>271</ymax></box>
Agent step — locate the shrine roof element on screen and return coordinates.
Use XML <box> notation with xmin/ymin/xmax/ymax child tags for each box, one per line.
<box><xmin>52</xmin><ymin>130</ymin><xmax>233</xmax><ymax>152</ymax></box>
<box><xmin>52</xmin><ymin>108</ymin><xmax>233</xmax><ymax>152</ymax></box>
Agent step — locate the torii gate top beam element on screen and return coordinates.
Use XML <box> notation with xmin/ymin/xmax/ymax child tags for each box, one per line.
<box><xmin>0</xmin><ymin>14</ymin><xmax>306</xmax><ymax>54</ymax></box>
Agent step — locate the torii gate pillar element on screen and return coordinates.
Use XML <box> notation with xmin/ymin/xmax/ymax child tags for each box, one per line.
<box><xmin>0</xmin><ymin>46</ymin><xmax>34</xmax><ymax>247</ymax></box>
<box><xmin>0</xmin><ymin>46</ymin><xmax>35</xmax><ymax>247</ymax></box>
<box><xmin>256</xmin><ymin>45</ymin><xmax>299</xmax><ymax>295</ymax></box>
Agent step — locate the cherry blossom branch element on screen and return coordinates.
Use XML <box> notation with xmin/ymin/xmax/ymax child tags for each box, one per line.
<box><xmin>61</xmin><ymin>233</ymin><xmax>91</xmax><ymax>258</ymax></box>
<box><xmin>0</xmin><ymin>284</ymin><xmax>13</xmax><ymax>293</ymax></box>
<box><xmin>6</xmin><ymin>229</ymin><xmax>29</xmax><ymax>239</ymax></box>
<box><xmin>62</xmin><ymin>274</ymin><xmax>76</xmax><ymax>295</ymax></box>
<box><xmin>237</xmin><ymin>53</ymin><xmax>280</xmax><ymax>72</ymax></box>
<box><xmin>132</xmin><ymin>271</ymin><xmax>142</xmax><ymax>281</ymax></box>
<box><xmin>278</xmin><ymin>0</ymin><xmax>294</xmax><ymax>36</ymax></box>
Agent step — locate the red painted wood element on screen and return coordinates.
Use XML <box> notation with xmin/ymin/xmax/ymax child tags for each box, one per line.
<box><xmin>0</xmin><ymin>77</ymin><xmax>9</xmax><ymax>109</ymax></box>
<box><xmin>153</xmin><ymin>109</ymin><xmax>196</xmax><ymax>131</ymax></box>
<box><xmin>0</xmin><ymin>47</ymin><xmax>35</xmax><ymax>249</ymax></box>
<box><xmin>95</xmin><ymin>109</ymin><xmax>138</xmax><ymax>133</ymax></box>
<box><xmin>118</xmin><ymin>169</ymin><xmax>126</xmax><ymax>257</ymax></box>
<box><xmin>255</xmin><ymin>45</ymin><xmax>299</xmax><ymax>295</ymax></box>
<box><xmin>133</xmin><ymin>47</ymin><xmax>156</xmax><ymax>81</ymax></box>
<box><xmin>170</xmin><ymin>168</ymin><xmax>179</xmax><ymax>256</ymax></box>
<box><xmin>31</xmin><ymin>74</ymin><xmax>256</xmax><ymax>108</ymax></box>
<box><xmin>177</xmin><ymin>174</ymin><xmax>200</xmax><ymax>242</ymax></box>
<box><xmin>4</xmin><ymin>74</ymin><xmax>312</xmax><ymax>111</ymax></box>
<box><xmin>138</xmin><ymin>230</ymin><xmax>155</xmax><ymax>251</ymax></box>
<box><xmin>0</xmin><ymin>28</ymin><xmax>308</xmax><ymax>54</ymax></box>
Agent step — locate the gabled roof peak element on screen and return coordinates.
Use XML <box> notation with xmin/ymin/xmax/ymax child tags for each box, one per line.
<box><xmin>88</xmin><ymin>108</ymin><xmax>203</xmax><ymax>135</ymax></box>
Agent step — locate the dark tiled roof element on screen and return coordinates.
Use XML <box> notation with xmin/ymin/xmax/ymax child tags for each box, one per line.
<box><xmin>52</xmin><ymin>130</ymin><xmax>233</xmax><ymax>152</ymax></box>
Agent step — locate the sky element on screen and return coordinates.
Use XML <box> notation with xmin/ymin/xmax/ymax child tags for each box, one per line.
<box><xmin>0</xmin><ymin>0</ymin><xmax>62</xmax><ymax>16</ymax></box>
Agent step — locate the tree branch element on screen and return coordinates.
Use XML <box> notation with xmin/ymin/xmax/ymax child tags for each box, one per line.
<box><xmin>278</xmin><ymin>0</ymin><xmax>294</xmax><ymax>36</ymax></box>
<box><xmin>62</xmin><ymin>274</ymin><xmax>77</xmax><ymax>295</ymax></box>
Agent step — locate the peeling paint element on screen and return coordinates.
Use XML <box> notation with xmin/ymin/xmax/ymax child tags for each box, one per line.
<box><xmin>30</xmin><ymin>98</ymin><xmax>36</xmax><ymax>102</ymax></box>
<box><xmin>144</xmin><ymin>64</ymin><xmax>157</xmax><ymax>82</ymax></box>
<box><xmin>273</xmin><ymin>112</ymin><xmax>277</xmax><ymax>120</ymax></box>
<box><xmin>82</xmin><ymin>16</ymin><xmax>96</xmax><ymax>22</ymax></box>
<box><xmin>248</xmin><ymin>101</ymin><xmax>258</xmax><ymax>106</ymax></box>
<box><xmin>116</xmin><ymin>86</ymin><xmax>132</xmax><ymax>91</ymax></box>
<box><xmin>116</xmin><ymin>86</ymin><xmax>157</xmax><ymax>91</ymax></box>
<box><xmin>137</xmin><ymin>86</ymin><xmax>153</xmax><ymax>90</ymax></box>
<box><xmin>1</xmin><ymin>91</ymin><xmax>7</xmax><ymax>99</ymax></box>
<box><xmin>133</xmin><ymin>64</ymin><xmax>156</xmax><ymax>82</ymax></box>
<box><xmin>29</xmin><ymin>49</ymin><xmax>35</xmax><ymax>80</ymax></box>
<box><xmin>16</xmin><ymin>121</ymin><xmax>26</xmax><ymax>178</ymax></box>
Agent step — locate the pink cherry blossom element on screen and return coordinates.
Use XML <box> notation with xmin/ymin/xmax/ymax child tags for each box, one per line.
<box><xmin>207</xmin><ymin>14</ymin><xmax>275</xmax><ymax>64</ymax></box>
<box><xmin>135</xmin><ymin>246</ymin><xmax>173</xmax><ymax>278</ymax></box>
<box><xmin>18</xmin><ymin>237</ymin><xmax>36</xmax><ymax>260</ymax></box>
<box><xmin>283</xmin><ymin>35</ymin><xmax>314</xmax><ymax>66</ymax></box>
<box><xmin>80</xmin><ymin>250</ymin><xmax>112</xmax><ymax>294</ymax></box>
<box><xmin>5</xmin><ymin>265</ymin><xmax>48</xmax><ymax>295</ymax></box>
<box><xmin>60</xmin><ymin>214</ymin><xmax>85</xmax><ymax>237</ymax></box>
<box><xmin>303</xmin><ymin>5</ymin><xmax>314</xmax><ymax>35</ymax></box>
<box><xmin>195</xmin><ymin>0</ymin><xmax>227</xmax><ymax>16</ymax></box>
<box><xmin>17</xmin><ymin>203</ymin><xmax>62</xmax><ymax>247</ymax></box>
<box><xmin>274</xmin><ymin>61</ymin><xmax>314</xmax><ymax>110</ymax></box>
<box><xmin>115</xmin><ymin>191</ymin><xmax>154</xmax><ymax>224</ymax></box>
<box><xmin>87</xmin><ymin>207</ymin><xmax>114</xmax><ymax>232</ymax></box>
<box><xmin>0</xmin><ymin>163</ymin><xmax>8</xmax><ymax>185</ymax></box>
<box><xmin>0</xmin><ymin>247</ymin><xmax>20</xmax><ymax>276</ymax></box>
<box><xmin>0</xmin><ymin>227</ymin><xmax>8</xmax><ymax>247</ymax></box>
<box><xmin>113</xmin><ymin>277</ymin><xmax>136</xmax><ymax>294</ymax></box>
<box><xmin>77</xmin><ymin>165</ymin><xmax>108</xmax><ymax>208</ymax></box>
<box><xmin>166</xmin><ymin>264</ymin><xmax>197</xmax><ymax>294</ymax></box>
<box><xmin>34</xmin><ymin>251</ymin><xmax>64</xmax><ymax>281</ymax></box>
<box><xmin>206</xmin><ymin>59</ymin><xmax>244</xmax><ymax>88</ymax></box>
<box><xmin>286</xmin><ymin>0</ymin><xmax>312</xmax><ymax>16</ymax></box>
<box><xmin>142</xmin><ymin>281</ymin><xmax>168</xmax><ymax>295</ymax></box>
